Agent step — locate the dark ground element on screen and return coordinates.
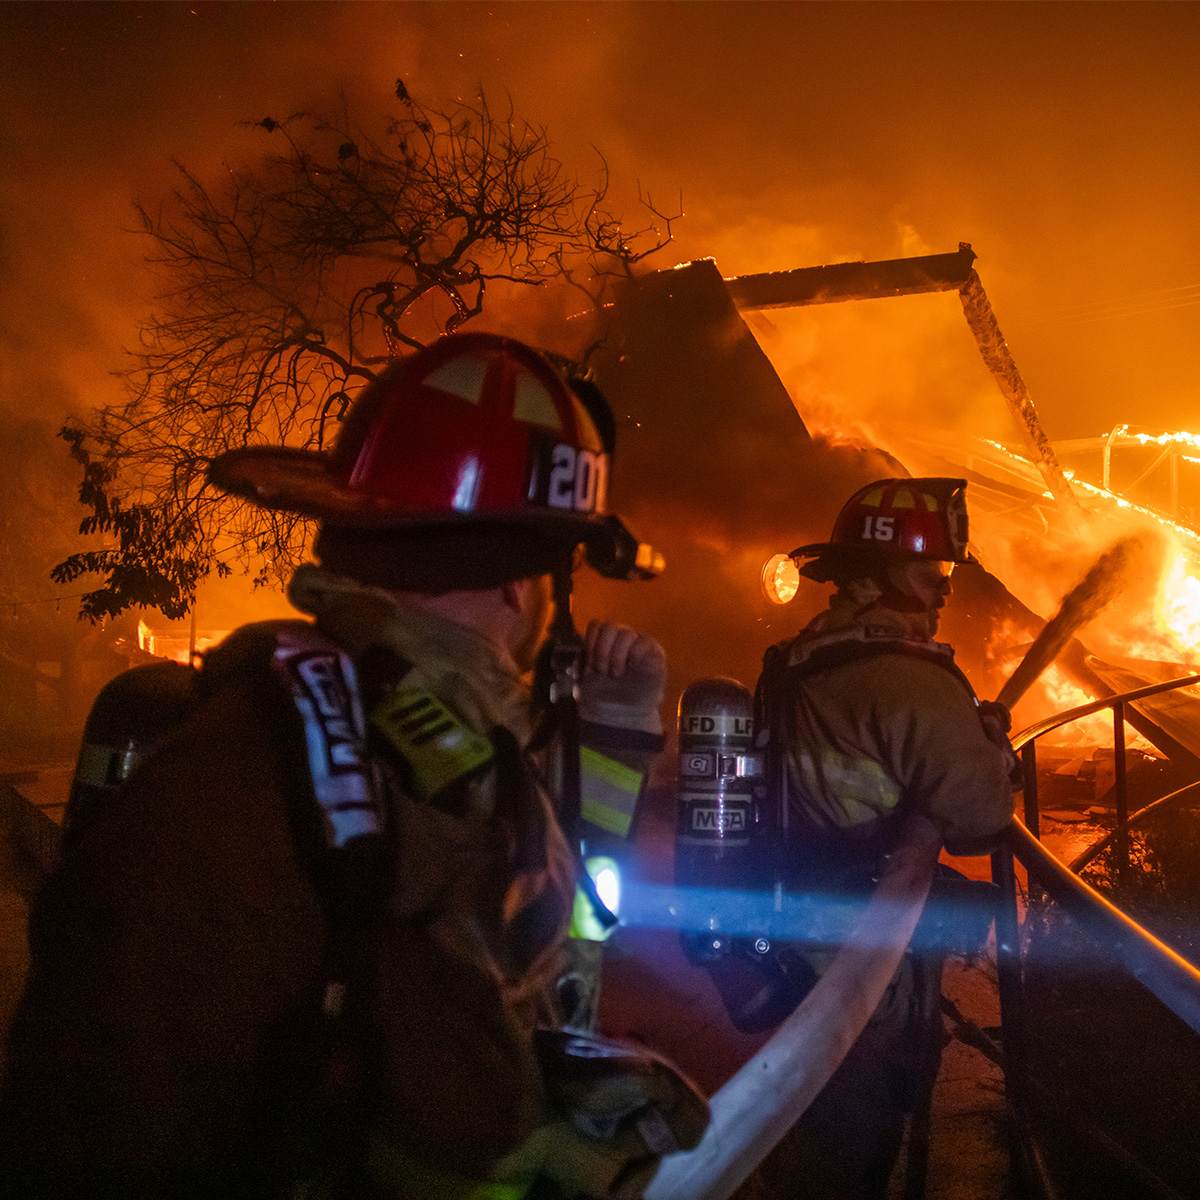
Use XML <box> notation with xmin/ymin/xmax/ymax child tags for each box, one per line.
<box><xmin>4</xmin><ymin>752</ymin><xmax>1200</xmax><ymax>1199</ymax></box>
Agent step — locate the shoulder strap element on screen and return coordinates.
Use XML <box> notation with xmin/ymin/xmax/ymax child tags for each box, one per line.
<box><xmin>788</xmin><ymin>628</ymin><xmax>978</xmax><ymax>701</ymax></box>
<box><xmin>199</xmin><ymin>620</ymin><xmax>396</xmax><ymax>931</ymax></box>
<box><xmin>756</xmin><ymin>639</ymin><xmax>796</xmax><ymax>853</ymax></box>
<box><xmin>203</xmin><ymin>622</ymin><xmax>391</xmax><ymax>1193</ymax></box>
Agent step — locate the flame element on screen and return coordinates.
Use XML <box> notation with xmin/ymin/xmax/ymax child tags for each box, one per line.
<box><xmin>1157</xmin><ymin>553</ymin><xmax>1200</xmax><ymax>656</ymax></box>
<box><xmin>1119</xmin><ymin>425</ymin><xmax>1200</xmax><ymax>452</ymax></box>
<box><xmin>1112</xmin><ymin>550</ymin><xmax>1200</xmax><ymax>664</ymax></box>
<box><xmin>136</xmin><ymin>626</ymin><xmax>229</xmax><ymax>665</ymax></box>
<box><xmin>1031</xmin><ymin>665</ymin><xmax>1123</xmax><ymax>748</ymax></box>
<box><xmin>987</xmin><ymin>619</ymin><xmax>1152</xmax><ymax>750</ymax></box>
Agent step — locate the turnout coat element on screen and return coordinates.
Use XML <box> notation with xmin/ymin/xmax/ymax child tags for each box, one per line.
<box><xmin>0</xmin><ymin>568</ymin><xmax>664</xmax><ymax>1198</ymax></box>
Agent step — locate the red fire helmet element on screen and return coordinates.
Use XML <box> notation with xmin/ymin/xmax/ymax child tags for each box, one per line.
<box><xmin>209</xmin><ymin>333</ymin><xmax>662</xmax><ymax>580</ymax></box>
<box><xmin>792</xmin><ymin>477</ymin><xmax>970</xmax><ymax>580</ymax></box>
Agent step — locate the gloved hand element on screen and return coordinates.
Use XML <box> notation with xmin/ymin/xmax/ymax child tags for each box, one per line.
<box><xmin>494</xmin><ymin>1028</ymin><xmax>709</xmax><ymax>1199</ymax></box>
<box><xmin>578</xmin><ymin>622</ymin><xmax>666</xmax><ymax>735</ymax></box>
<box><xmin>977</xmin><ymin>700</ymin><xmax>1023</xmax><ymax>788</ymax></box>
<box><xmin>977</xmin><ymin>699</ymin><xmax>1012</xmax><ymax>736</ymax></box>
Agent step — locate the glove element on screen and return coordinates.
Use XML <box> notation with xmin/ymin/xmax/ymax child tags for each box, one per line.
<box><xmin>976</xmin><ymin>699</ymin><xmax>1012</xmax><ymax>736</ymax></box>
<box><xmin>578</xmin><ymin>622</ymin><xmax>666</xmax><ymax>735</ymax></box>
<box><xmin>503</xmin><ymin>1028</ymin><xmax>709</xmax><ymax>1200</ymax></box>
<box><xmin>977</xmin><ymin>700</ymin><xmax>1023</xmax><ymax>788</ymax></box>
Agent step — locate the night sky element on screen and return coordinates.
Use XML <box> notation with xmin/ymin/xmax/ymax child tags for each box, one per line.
<box><xmin>3</xmin><ymin>1</ymin><xmax>1200</xmax><ymax>694</ymax></box>
<box><xmin>6</xmin><ymin>2</ymin><xmax>1200</xmax><ymax>429</ymax></box>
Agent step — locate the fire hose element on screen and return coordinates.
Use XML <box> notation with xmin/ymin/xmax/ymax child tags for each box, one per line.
<box><xmin>645</xmin><ymin>535</ymin><xmax>1158</xmax><ymax>1200</ymax></box>
<box><xmin>645</xmin><ymin>810</ymin><xmax>942</xmax><ymax>1200</ymax></box>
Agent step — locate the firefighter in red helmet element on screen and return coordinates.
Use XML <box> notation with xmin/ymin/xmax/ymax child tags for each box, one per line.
<box><xmin>0</xmin><ymin>333</ymin><xmax>705</xmax><ymax>1198</ymax></box>
<box><xmin>752</xmin><ymin>477</ymin><xmax>1016</xmax><ymax>1200</ymax></box>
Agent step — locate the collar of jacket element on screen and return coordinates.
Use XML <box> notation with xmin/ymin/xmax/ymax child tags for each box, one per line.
<box><xmin>287</xmin><ymin>563</ymin><xmax>535</xmax><ymax>745</ymax></box>
<box><xmin>806</xmin><ymin>594</ymin><xmax>940</xmax><ymax>644</ymax></box>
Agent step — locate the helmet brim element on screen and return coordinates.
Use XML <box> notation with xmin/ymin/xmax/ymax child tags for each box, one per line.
<box><xmin>789</xmin><ymin>541</ymin><xmax>972</xmax><ymax>585</ymax></box>
<box><xmin>788</xmin><ymin>542</ymin><xmax>971</xmax><ymax>566</ymax></box>
<box><xmin>208</xmin><ymin>445</ymin><xmax>660</xmax><ymax>580</ymax></box>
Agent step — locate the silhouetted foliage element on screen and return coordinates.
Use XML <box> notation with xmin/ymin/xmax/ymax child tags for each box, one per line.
<box><xmin>57</xmin><ymin>88</ymin><xmax>677</xmax><ymax>619</ymax></box>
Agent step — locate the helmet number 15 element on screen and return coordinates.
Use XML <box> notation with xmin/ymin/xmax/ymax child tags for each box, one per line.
<box><xmin>862</xmin><ymin>515</ymin><xmax>894</xmax><ymax>541</ymax></box>
<box><xmin>549</xmin><ymin>445</ymin><xmax>609</xmax><ymax>514</ymax></box>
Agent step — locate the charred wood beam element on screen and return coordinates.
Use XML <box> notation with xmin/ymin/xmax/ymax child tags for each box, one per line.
<box><xmin>958</xmin><ymin>270</ymin><xmax>1089</xmax><ymax>532</ymax></box>
<box><xmin>725</xmin><ymin>245</ymin><xmax>1087</xmax><ymax>535</ymax></box>
<box><xmin>724</xmin><ymin>244</ymin><xmax>978</xmax><ymax>310</ymax></box>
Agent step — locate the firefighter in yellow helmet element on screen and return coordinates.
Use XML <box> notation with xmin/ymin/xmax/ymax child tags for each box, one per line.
<box><xmin>0</xmin><ymin>334</ymin><xmax>706</xmax><ymax>1198</ymax></box>
<box><xmin>752</xmin><ymin>478</ymin><xmax>1017</xmax><ymax>1200</ymax></box>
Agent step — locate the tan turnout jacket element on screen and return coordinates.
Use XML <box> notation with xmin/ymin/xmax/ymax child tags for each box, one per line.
<box><xmin>769</xmin><ymin>602</ymin><xmax>1014</xmax><ymax>857</ymax></box>
<box><xmin>0</xmin><ymin>568</ymin><xmax>662</xmax><ymax>1197</ymax></box>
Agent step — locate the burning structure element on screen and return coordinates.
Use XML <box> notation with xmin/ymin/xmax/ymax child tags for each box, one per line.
<box><xmin>575</xmin><ymin>249</ymin><xmax>1200</xmax><ymax>1193</ymax></box>
<box><xmin>7</xmin><ymin>240</ymin><xmax>1200</xmax><ymax>1200</ymax></box>
<box><xmin>577</xmin><ymin>246</ymin><xmax>1200</xmax><ymax>773</ymax></box>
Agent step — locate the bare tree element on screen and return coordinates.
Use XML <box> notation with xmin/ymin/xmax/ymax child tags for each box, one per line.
<box><xmin>54</xmin><ymin>86</ymin><xmax>677</xmax><ymax>620</ymax></box>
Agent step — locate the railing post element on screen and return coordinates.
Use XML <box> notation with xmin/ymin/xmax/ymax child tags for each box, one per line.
<box><xmin>1114</xmin><ymin>701</ymin><xmax>1129</xmax><ymax>882</ymax></box>
<box><xmin>1023</xmin><ymin>741</ymin><xmax>1041</xmax><ymax>904</ymax></box>
<box><xmin>1022</xmin><ymin>742</ymin><xmax>1040</xmax><ymax>840</ymax></box>
<box><xmin>992</xmin><ymin>842</ymin><xmax>1027</xmax><ymax>1105</ymax></box>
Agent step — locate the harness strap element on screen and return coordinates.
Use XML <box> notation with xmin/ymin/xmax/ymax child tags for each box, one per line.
<box><xmin>756</xmin><ymin>628</ymin><xmax>980</xmax><ymax>888</ymax></box>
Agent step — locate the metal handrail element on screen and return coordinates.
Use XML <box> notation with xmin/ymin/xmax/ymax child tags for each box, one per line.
<box><xmin>1068</xmin><ymin>780</ymin><xmax>1200</xmax><ymax>874</ymax></box>
<box><xmin>995</xmin><ymin>669</ymin><xmax>1200</xmax><ymax>1195</ymax></box>
<box><xmin>1008</xmin><ymin>816</ymin><xmax>1200</xmax><ymax>1035</ymax></box>
<box><xmin>1010</xmin><ymin>671</ymin><xmax>1200</xmax><ymax>753</ymax></box>
<box><xmin>1010</xmin><ymin>670</ymin><xmax>1200</xmax><ymax>864</ymax></box>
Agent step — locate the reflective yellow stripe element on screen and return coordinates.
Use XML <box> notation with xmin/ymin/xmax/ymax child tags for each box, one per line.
<box><xmin>579</xmin><ymin>746</ymin><xmax>643</xmax><ymax>837</ymax></box>
<box><xmin>795</xmin><ymin>748</ymin><xmax>900</xmax><ymax>826</ymax></box>
<box><xmin>370</xmin><ymin>685</ymin><xmax>494</xmax><ymax>798</ymax></box>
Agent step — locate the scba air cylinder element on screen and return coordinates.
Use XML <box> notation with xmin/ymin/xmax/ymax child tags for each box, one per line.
<box><xmin>675</xmin><ymin>677</ymin><xmax>762</xmax><ymax>891</ymax></box>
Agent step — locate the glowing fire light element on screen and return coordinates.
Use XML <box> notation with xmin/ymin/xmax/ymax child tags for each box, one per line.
<box><xmin>137</xmin><ymin>624</ymin><xmax>229</xmax><ymax>666</ymax></box>
<box><xmin>1158</xmin><ymin>553</ymin><xmax>1200</xmax><ymax>656</ymax></box>
<box><xmin>1120</xmin><ymin>425</ymin><xmax>1200</xmax><ymax>452</ymax></box>
<box><xmin>761</xmin><ymin>553</ymin><xmax>800</xmax><ymax>605</ymax></box>
<box><xmin>1033</xmin><ymin>664</ymin><xmax>1126</xmax><ymax>747</ymax></box>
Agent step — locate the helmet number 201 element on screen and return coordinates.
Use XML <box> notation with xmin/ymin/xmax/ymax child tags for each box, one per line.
<box><xmin>862</xmin><ymin>515</ymin><xmax>894</xmax><ymax>541</ymax></box>
<box><xmin>549</xmin><ymin>445</ymin><xmax>608</xmax><ymax>513</ymax></box>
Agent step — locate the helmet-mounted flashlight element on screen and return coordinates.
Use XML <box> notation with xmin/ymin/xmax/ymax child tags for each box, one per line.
<box><xmin>761</xmin><ymin>552</ymin><xmax>801</xmax><ymax>605</ymax></box>
<box><xmin>586</xmin><ymin>515</ymin><xmax>665</xmax><ymax>581</ymax></box>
